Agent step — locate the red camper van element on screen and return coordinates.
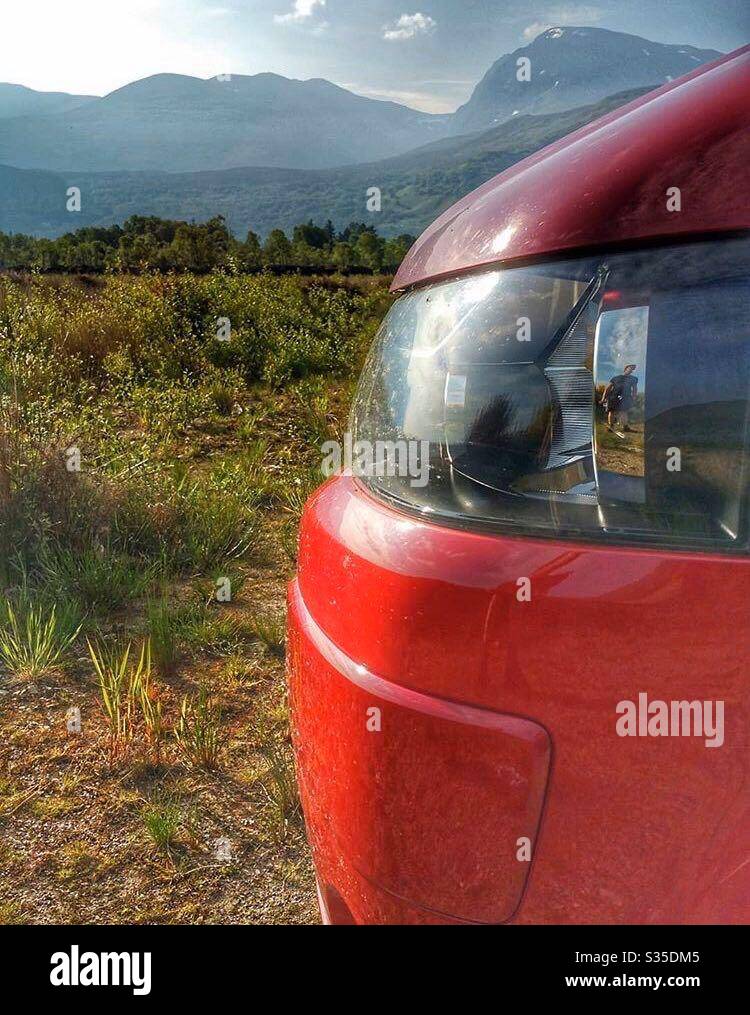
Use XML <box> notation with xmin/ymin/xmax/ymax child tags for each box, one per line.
<box><xmin>287</xmin><ymin>45</ymin><xmax>750</xmax><ymax>925</ymax></box>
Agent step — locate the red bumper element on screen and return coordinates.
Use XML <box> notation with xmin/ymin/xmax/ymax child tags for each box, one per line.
<box><xmin>287</xmin><ymin>476</ymin><xmax>750</xmax><ymax>924</ymax></box>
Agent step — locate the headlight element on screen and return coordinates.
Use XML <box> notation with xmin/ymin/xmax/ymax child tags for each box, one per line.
<box><xmin>351</xmin><ymin>236</ymin><xmax>750</xmax><ymax>551</ymax></box>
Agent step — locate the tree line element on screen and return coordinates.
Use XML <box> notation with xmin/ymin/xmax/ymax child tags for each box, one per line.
<box><xmin>0</xmin><ymin>215</ymin><xmax>416</xmax><ymax>274</ymax></box>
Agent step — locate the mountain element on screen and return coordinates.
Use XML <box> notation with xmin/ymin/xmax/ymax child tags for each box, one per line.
<box><xmin>451</xmin><ymin>26</ymin><xmax>721</xmax><ymax>132</ymax></box>
<box><xmin>0</xmin><ymin>72</ymin><xmax>449</xmax><ymax>173</ymax></box>
<box><xmin>0</xmin><ymin>83</ymin><xmax>95</xmax><ymax>119</ymax></box>
<box><xmin>0</xmin><ymin>27</ymin><xmax>726</xmax><ymax>241</ymax></box>
<box><xmin>0</xmin><ymin>88</ymin><xmax>651</xmax><ymax>240</ymax></box>
<box><xmin>0</xmin><ymin>29</ymin><xmax>721</xmax><ymax>177</ymax></box>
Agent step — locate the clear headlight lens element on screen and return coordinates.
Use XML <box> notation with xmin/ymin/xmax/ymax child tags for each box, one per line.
<box><xmin>351</xmin><ymin>237</ymin><xmax>750</xmax><ymax>550</ymax></box>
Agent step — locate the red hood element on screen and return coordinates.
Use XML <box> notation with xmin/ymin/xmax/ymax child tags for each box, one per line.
<box><xmin>392</xmin><ymin>45</ymin><xmax>750</xmax><ymax>292</ymax></box>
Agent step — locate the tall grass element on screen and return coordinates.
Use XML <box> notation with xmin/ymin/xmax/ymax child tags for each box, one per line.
<box><xmin>258</xmin><ymin>741</ymin><xmax>300</xmax><ymax>842</ymax></box>
<box><xmin>0</xmin><ymin>271</ymin><xmax>388</xmax><ymax>802</ymax></box>
<box><xmin>113</xmin><ymin>468</ymin><xmax>262</xmax><ymax>574</ymax></box>
<box><xmin>88</xmin><ymin>639</ymin><xmax>135</xmax><ymax>761</ymax></box>
<box><xmin>88</xmin><ymin>638</ymin><xmax>167</xmax><ymax>763</ymax></box>
<box><xmin>141</xmin><ymin>792</ymin><xmax>182</xmax><ymax>854</ymax></box>
<box><xmin>41</xmin><ymin>545</ymin><xmax>154</xmax><ymax>613</ymax></box>
<box><xmin>0</xmin><ymin>271</ymin><xmax>384</xmax><ymax>584</ymax></box>
<box><xmin>146</xmin><ymin>597</ymin><xmax>178</xmax><ymax>679</ymax></box>
<box><xmin>130</xmin><ymin>642</ymin><xmax>166</xmax><ymax>763</ymax></box>
<box><xmin>0</xmin><ymin>597</ymin><xmax>81</xmax><ymax>679</ymax></box>
<box><xmin>248</xmin><ymin>611</ymin><xmax>286</xmax><ymax>659</ymax></box>
<box><xmin>174</xmin><ymin>685</ymin><xmax>221</xmax><ymax>769</ymax></box>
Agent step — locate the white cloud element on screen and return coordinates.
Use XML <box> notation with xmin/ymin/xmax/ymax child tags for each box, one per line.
<box><xmin>522</xmin><ymin>21</ymin><xmax>552</xmax><ymax>42</ymax></box>
<box><xmin>383</xmin><ymin>12</ymin><xmax>437</xmax><ymax>42</ymax></box>
<box><xmin>522</xmin><ymin>5</ymin><xmax>603</xmax><ymax>42</ymax></box>
<box><xmin>274</xmin><ymin>0</ymin><xmax>326</xmax><ymax>26</ymax></box>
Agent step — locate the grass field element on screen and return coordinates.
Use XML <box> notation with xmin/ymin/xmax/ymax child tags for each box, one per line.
<box><xmin>0</xmin><ymin>269</ymin><xmax>392</xmax><ymax>924</ymax></box>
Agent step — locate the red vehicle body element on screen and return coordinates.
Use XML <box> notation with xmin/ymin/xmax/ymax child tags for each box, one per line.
<box><xmin>287</xmin><ymin>46</ymin><xmax>750</xmax><ymax>925</ymax></box>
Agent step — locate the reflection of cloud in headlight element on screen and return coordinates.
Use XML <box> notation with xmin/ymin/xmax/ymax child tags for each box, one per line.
<box><xmin>609</xmin><ymin>306</ymin><xmax>649</xmax><ymax>375</ymax></box>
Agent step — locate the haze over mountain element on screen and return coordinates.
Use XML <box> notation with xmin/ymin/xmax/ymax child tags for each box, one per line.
<box><xmin>0</xmin><ymin>72</ymin><xmax>448</xmax><ymax>173</ymax></box>
<box><xmin>451</xmin><ymin>26</ymin><xmax>721</xmax><ymax>132</ymax></box>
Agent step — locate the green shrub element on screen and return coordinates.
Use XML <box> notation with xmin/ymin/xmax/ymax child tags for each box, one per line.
<box><xmin>41</xmin><ymin>545</ymin><xmax>155</xmax><ymax>613</ymax></box>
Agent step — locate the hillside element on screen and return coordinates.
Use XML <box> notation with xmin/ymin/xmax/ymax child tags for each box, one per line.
<box><xmin>0</xmin><ymin>88</ymin><xmax>652</xmax><ymax>240</ymax></box>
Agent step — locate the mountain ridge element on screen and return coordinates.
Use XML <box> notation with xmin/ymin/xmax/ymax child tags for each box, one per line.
<box><xmin>0</xmin><ymin>71</ymin><xmax>448</xmax><ymax>173</ymax></box>
<box><xmin>0</xmin><ymin>87</ymin><xmax>653</xmax><ymax>241</ymax></box>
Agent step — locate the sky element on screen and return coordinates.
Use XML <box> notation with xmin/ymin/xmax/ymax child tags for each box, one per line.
<box><xmin>595</xmin><ymin>306</ymin><xmax>649</xmax><ymax>387</ymax></box>
<box><xmin>2</xmin><ymin>0</ymin><xmax>748</xmax><ymax>112</ymax></box>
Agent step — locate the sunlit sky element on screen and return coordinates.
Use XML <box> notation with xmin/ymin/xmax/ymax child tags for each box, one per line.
<box><xmin>3</xmin><ymin>0</ymin><xmax>748</xmax><ymax>112</ymax></box>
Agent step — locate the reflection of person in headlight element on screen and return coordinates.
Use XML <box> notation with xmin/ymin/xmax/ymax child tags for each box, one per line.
<box><xmin>601</xmin><ymin>364</ymin><xmax>638</xmax><ymax>434</ymax></box>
